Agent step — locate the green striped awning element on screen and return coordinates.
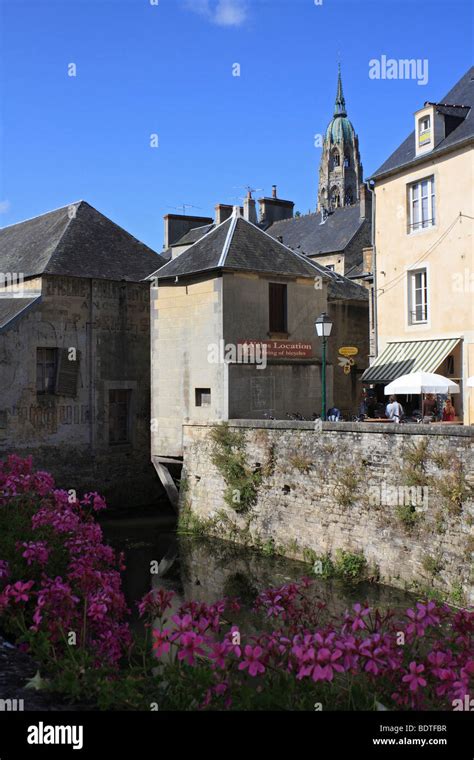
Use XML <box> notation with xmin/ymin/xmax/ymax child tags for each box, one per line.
<box><xmin>361</xmin><ymin>338</ymin><xmax>461</xmax><ymax>384</ymax></box>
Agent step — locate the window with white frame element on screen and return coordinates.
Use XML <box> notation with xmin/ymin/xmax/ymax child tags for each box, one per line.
<box><xmin>418</xmin><ymin>116</ymin><xmax>431</xmax><ymax>147</ymax></box>
<box><xmin>408</xmin><ymin>268</ymin><xmax>428</xmax><ymax>324</ymax></box>
<box><xmin>408</xmin><ymin>176</ymin><xmax>435</xmax><ymax>232</ymax></box>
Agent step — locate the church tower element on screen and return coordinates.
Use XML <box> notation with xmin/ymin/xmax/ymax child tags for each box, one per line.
<box><xmin>317</xmin><ymin>66</ymin><xmax>363</xmax><ymax>212</ymax></box>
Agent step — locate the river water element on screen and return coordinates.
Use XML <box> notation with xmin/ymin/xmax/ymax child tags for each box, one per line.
<box><xmin>101</xmin><ymin>514</ymin><xmax>417</xmax><ymax>627</ymax></box>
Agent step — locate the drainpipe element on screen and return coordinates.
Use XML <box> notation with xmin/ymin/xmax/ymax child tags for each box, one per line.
<box><xmin>366</xmin><ymin>180</ymin><xmax>378</xmax><ymax>357</ymax></box>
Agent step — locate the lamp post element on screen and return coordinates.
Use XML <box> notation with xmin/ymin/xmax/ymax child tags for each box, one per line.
<box><xmin>315</xmin><ymin>312</ymin><xmax>333</xmax><ymax>421</ymax></box>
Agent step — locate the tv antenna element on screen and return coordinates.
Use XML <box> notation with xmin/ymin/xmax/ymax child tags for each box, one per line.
<box><xmin>166</xmin><ymin>203</ymin><xmax>202</xmax><ymax>215</ymax></box>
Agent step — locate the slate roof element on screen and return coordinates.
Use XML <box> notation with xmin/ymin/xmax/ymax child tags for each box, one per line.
<box><xmin>0</xmin><ymin>201</ymin><xmax>165</xmax><ymax>282</ymax></box>
<box><xmin>266</xmin><ymin>204</ymin><xmax>366</xmax><ymax>256</ymax></box>
<box><xmin>150</xmin><ymin>213</ymin><xmax>368</xmax><ymax>302</ymax></box>
<box><xmin>0</xmin><ymin>296</ymin><xmax>41</xmax><ymax>332</ymax></box>
<box><xmin>173</xmin><ymin>224</ymin><xmax>214</xmax><ymax>246</ymax></box>
<box><xmin>371</xmin><ymin>66</ymin><xmax>474</xmax><ymax>180</ymax></box>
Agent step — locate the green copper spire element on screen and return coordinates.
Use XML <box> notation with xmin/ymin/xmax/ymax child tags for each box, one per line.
<box><xmin>334</xmin><ymin>64</ymin><xmax>347</xmax><ymax>117</ymax></box>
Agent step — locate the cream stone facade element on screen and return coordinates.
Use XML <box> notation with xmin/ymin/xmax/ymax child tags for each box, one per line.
<box><xmin>370</xmin><ymin>83</ymin><xmax>474</xmax><ymax>423</ymax></box>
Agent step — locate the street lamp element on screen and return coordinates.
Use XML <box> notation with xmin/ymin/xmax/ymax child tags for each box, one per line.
<box><xmin>315</xmin><ymin>312</ymin><xmax>333</xmax><ymax>421</ymax></box>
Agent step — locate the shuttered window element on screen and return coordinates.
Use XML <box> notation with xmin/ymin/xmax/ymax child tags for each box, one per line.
<box><xmin>109</xmin><ymin>389</ymin><xmax>131</xmax><ymax>444</ymax></box>
<box><xmin>55</xmin><ymin>348</ymin><xmax>80</xmax><ymax>397</ymax></box>
<box><xmin>36</xmin><ymin>348</ymin><xmax>80</xmax><ymax>396</ymax></box>
<box><xmin>269</xmin><ymin>283</ymin><xmax>287</xmax><ymax>333</ymax></box>
<box><xmin>36</xmin><ymin>349</ymin><xmax>58</xmax><ymax>394</ymax></box>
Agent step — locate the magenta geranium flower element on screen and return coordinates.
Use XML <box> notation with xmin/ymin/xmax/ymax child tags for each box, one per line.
<box><xmin>402</xmin><ymin>661</ymin><xmax>427</xmax><ymax>692</ymax></box>
<box><xmin>177</xmin><ymin>632</ymin><xmax>206</xmax><ymax>665</ymax></box>
<box><xmin>238</xmin><ymin>645</ymin><xmax>265</xmax><ymax>677</ymax></box>
<box><xmin>152</xmin><ymin>628</ymin><xmax>171</xmax><ymax>658</ymax></box>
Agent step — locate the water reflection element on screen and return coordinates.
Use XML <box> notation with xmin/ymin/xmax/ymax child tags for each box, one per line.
<box><xmin>102</xmin><ymin>516</ymin><xmax>417</xmax><ymax>627</ymax></box>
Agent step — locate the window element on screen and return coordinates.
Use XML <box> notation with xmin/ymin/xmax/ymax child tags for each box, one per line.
<box><xmin>331</xmin><ymin>149</ymin><xmax>340</xmax><ymax>168</ymax></box>
<box><xmin>36</xmin><ymin>349</ymin><xmax>58</xmax><ymax>394</ymax></box>
<box><xmin>109</xmin><ymin>389</ymin><xmax>131</xmax><ymax>444</ymax></box>
<box><xmin>344</xmin><ymin>187</ymin><xmax>354</xmax><ymax>205</ymax></box>
<box><xmin>418</xmin><ymin>116</ymin><xmax>431</xmax><ymax>147</ymax></box>
<box><xmin>446</xmin><ymin>355</ymin><xmax>455</xmax><ymax>375</ymax></box>
<box><xmin>408</xmin><ymin>176</ymin><xmax>435</xmax><ymax>232</ymax></box>
<box><xmin>343</xmin><ymin>154</ymin><xmax>350</xmax><ymax>167</ymax></box>
<box><xmin>408</xmin><ymin>269</ymin><xmax>428</xmax><ymax>324</ymax></box>
<box><xmin>326</xmin><ymin>264</ymin><xmax>335</xmax><ymax>271</ymax></box>
<box><xmin>269</xmin><ymin>283</ymin><xmax>287</xmax><ymax>333</ymax></box>
<box><xmin>195</xmin><ymin>388</ymin><xmax>211</xmax><ymax>407</ymax></box>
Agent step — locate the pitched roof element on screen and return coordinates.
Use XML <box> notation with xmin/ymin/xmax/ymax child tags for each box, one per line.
<box><xmin>266</xmin><ymin>204</ymin><xmax>366</xmax><ymax>256</ymax></box>
<box><xmin>0</xmin><ymin>201</ymin><xmax>165</xmax><ymax>282</ymax></box>
<box><xmin>150</xmin><ymin>212</ymin><xmax>368</xmax><ymax>302</ymax></box>
<box><xmin>173</xmin><ymin>223</ymin><xmax>214</xmax><ymax>246</ymax></box>
<box><xmin>0</xmin><ymin>296</ymin><xmax>41</xmax><ymax>332</ymax></box>
<box><xmin>371</xmin><ymin>66</ymin><xmax>474</xmax><ymax>180</ymax></box>
<box><xmin>150</xmin><ymin>214</ymin><xmax>331</xmax><ymax>281</ymax></box>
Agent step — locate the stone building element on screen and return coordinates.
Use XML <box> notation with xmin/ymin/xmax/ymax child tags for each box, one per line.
<box><xmin>317</xmin><ymin>64</ymin><xmax>364</xmax><ymax>212</ymax></box>
<box><xmin>0</xmin><ymin>200</ymin><xmax>165</xmax><ymax>506</ymax></box>
<box><xmin>361</xmin><ymin>66</ymin><xmax>474</xmax><ymax>424</ymax></box>
<box><xmin>149</xmin><ymin>207</ymin><xmax>369</xmax><ymax>464</ymax></box>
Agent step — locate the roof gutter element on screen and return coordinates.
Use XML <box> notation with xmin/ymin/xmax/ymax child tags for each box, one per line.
<box><xmin>368</xmin><ymin>135</ymin><xmax>474</xmax><ymax>184</ymax></box>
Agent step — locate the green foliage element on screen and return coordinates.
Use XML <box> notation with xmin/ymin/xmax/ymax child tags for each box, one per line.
<box><xmin>310</xmin><ymin>550</ymin><xmax>367</xmax><ymax>582</ymax></box>
<box><xmin>435</xmin><ymin>459</ymin><xmax>471</xmax><ymax>516</ymax></box>
<box><xmin>289</xmin><ymin>454</ymin><xmax>313</xmax><ymax>473</ymax></box>
<box><xmin>396</xmin><ymin>503</ymin><xmax>421</xmax><ymax>532</ymax></box>
<box><xmin>334</xmin><ymin>466</ymin><xmax>361</xmax><ymax>507</ymax></box>
<box><xmin>334</xmin><ymin>549</ymin><xmax>367</xmax><ymax>581</ymax></box>
<box><xmin>421</xmin><ymin>553</ymin><xmax>442</xmax><ymax>576</ymax></box>
<box><xmin>210</xmin><ymin>424</ymin><xmax>262</xmax><ymax>514</ymax></box>
<box><xmin>401</xmin><ymin>439</ymin><xmax>429</xmax><ymax>488</ymax></box>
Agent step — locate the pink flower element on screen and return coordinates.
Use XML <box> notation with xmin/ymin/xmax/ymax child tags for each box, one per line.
<box><xmin>177</xmin><ymin>632</ymin><xmax>206</xmax><ymax>665</ymax></box>
<box><xmin>238</xmin><ymin>645</ymin><xmax>265</xmax><ymax>677</ymax></box>
<box><xmin>6</xmin><ymin>580</ymin><xmax>34</xmax><ymax>603</ymax></box>
<box><xmin>152</xmin><ymin>629</ymin><xmax>171</xmax><ymax>658</ymax></box>
<box><xmin>209</xmin><ymin>641</ymin><xmax>232</xmax><ymax>669</ymax></box>
<box><xmin>402</xmin><ymin>661</ymin><xmax>427</xmax><ymax>693</ymax></box>
<box><xmin>349</xmin><ymin>603</ymin><xmax>371</xmax><ymax>631</ymax></box>
<box><xmin>20</xmin><ymin>540</ymin><xmax>49</xmax><ymax>566</ymax></box>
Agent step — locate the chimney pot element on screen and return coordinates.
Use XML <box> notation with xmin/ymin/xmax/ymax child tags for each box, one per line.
<box><xmin>272</xmin><ymin>185</ymin><xmax>277</xmax><ymax>199</ymax></box>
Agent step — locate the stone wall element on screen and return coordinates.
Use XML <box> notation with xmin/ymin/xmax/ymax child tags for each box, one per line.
<box><xmin>0</xmin><ymin>274</ymin><xmax>163</xmax><ymax>508</ymax></box>
<box><xmin>180</xmin><ymin>420</ymin><xmax>474</xmax><ymax>603</ymax></box>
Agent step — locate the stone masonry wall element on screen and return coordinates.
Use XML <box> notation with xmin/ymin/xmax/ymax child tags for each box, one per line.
<box><xmin>180</xmin><ymin>420</ymin><xmax>474</xmax><ymax>604</ymax></box>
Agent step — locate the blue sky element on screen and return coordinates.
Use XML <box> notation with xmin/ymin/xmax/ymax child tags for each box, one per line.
<box><xmin>0</xmin><ymin>0</ymin><xmax>472</xmax><ymax>251</ymax></box>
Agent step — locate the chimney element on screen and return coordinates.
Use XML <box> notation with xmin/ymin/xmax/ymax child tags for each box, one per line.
<box><xmin>258</xmin><ymin>186</ymin><xmax>294</xmax><ymax>227</ymax></box>
<box><xmin>163</xmin><ymin>213</ymin><xmax>213</xmax><ymax>249</ymax></box>
<box><xmin>215</xmin><ymin>204</ymin><xmax>234</xmax><ymax>225</ymax></box>
<box><xmin>359</xmin><ymin>183</ymin><xmax>372</xmax><ymax>220</ymax></box>
<box><xmin>243</xmin><ymin>191</ymin><xmax>258</xmax><ymax>224</ymax></box>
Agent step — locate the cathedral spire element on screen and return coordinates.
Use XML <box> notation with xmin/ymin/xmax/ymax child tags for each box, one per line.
<box><xmin>334</xmin><ymin>64</ymin><xmax>347</xmax><ymax>117</ymax></box>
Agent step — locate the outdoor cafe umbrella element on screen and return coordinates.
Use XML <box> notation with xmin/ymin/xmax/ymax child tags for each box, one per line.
<box><xmin>467</xmin><ymin>376</ymin><xmax>474</xmax><ymax>388</ymax></box>
<box><xmin>384</xmin><ymin>372</ymin><xmax>460</xmax><ymax>396</ymax></box>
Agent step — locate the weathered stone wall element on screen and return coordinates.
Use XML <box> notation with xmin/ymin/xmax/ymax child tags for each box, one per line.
<box><xmin>0</xmin><ymin>274</ymin><xmax>163</xmax><ymax>507</ymax></box>
<box><xmin>180</xmin><ymin>420</ymin><xmax>474</xmax><ymax>603</ymax></box>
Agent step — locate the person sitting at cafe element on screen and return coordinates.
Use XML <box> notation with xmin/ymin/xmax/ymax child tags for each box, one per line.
<box><xmin>442</xmin><ymin>398</ymin><xmax>456</xmax><ymax>422</ymax></box>
<box><xmin>422</xmin><ymin>394</ymin><xmax>437</xmax><ymax>419</ymax></box>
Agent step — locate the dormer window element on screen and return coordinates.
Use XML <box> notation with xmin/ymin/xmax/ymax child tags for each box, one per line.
<box><xmin>418</xmin><ymin>116</ymin><xmax>431</xmax><ymax>148</ymax></box>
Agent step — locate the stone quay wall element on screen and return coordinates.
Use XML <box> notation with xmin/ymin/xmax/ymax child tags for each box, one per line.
<box><xmin>180</xmin><ymin>421</ymin><xmax>474</xmax><ymax>604</ymax></box>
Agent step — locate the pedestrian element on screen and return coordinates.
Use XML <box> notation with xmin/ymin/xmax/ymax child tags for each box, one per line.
<box><xmin>385</xmin><ymin>395</ymin><xmax>404</xmax><ymax>423</ymax></box>
<box><xmin>442</xmin><ymin>397</ymin><xmax>456</xmax><ymax>422</ymax></box>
